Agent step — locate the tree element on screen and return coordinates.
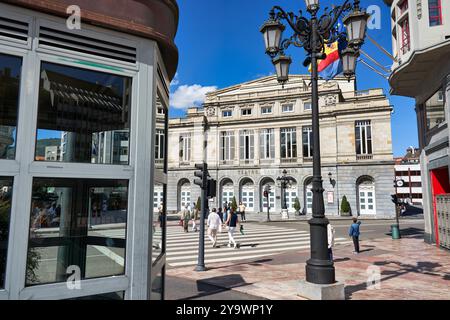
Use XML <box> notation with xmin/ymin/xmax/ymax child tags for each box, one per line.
<box><xmin>340</xmin><ymin>195</ymin><xmax>351</xmax><ymax>216</ymax></box>
<box><xmin>195</xmin><ymin>196</ymin><xmax>201</xmax><ymax>211</ymax></box>
<box><xmin>293</xmin><ymin>197</ymin><xmax>301</xmax><ymax>214</ymax></box>
<box><xmin>231</xmin><ymin>196</ymin><xmax>238</xmax><ymax>212</ymax></box>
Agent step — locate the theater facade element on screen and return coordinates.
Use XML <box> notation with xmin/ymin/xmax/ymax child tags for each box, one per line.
<box><xmin>166</xmin><ymin>75</ymin><xmax>396</xmax><ymax>219</ymax></box>
<box><xmin>0</xmin><ymin>0</ymin><xmax>178</xmax><ymax>300</ymax></box>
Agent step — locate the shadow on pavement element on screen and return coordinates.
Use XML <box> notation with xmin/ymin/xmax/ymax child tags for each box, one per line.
<box><xmin>385</xmin><ymin>227</ymin><xmax>424</xmax><ymax>239</ymax></box>
<box><xmin>345</xmin><ymin>260</ymin><xmax>450</xmax><ymax>299</ymax></box>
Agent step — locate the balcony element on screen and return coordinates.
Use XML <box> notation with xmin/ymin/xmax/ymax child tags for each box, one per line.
<box><xmin>356</xmin><ymin>154</ymin><xmax>373</xmax><ymax>160</ymax></box>
<box><xmin>281</xmin><ymin>158</ymin><xmax>297</xmax><ymax>164</ymax></box>
<box><xmin>239</xmin><ymin>159</ymin><xmax>254</xmax><ymax>166</ymax></box>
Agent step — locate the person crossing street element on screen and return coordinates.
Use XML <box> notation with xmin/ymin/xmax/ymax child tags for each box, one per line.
<box><xmin>207</xmin><ymin>208</ymin><xmax>221</xmax><ymax>248</ymax></box>
<box><xmin>239</xmin><ymin>201</ymin><xmax>246</xmax><ymax>222</ymax></box>
<box><xmin>225</xmin><ymin>209</ymin><xmax>240</xmax><ymax>249</ymax></box>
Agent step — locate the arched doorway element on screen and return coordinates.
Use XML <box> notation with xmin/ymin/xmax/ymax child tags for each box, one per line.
<box><xmin>260</xmin><ymin>177</ymin><xmax>276</xmax><ymax>212</ymax></box>
<box><xmin>220</xmin><ymin>178</ymin><xmax>234</xmax><ymax>207</ymax></box>
<box><xmin>239</xmin><ymin>178</ymin><xmax>255</xmax><ymax>212</ymax></box>
<box><xmin>177</xmin><ymin>179</ymin><xmax>191</xmax><ymax>211</ymax></box>
<box><xmin>304</xmin><ymin>177</ymin><xmax>313</xmax><ymax>215</ymax></box>
<box><xmin>285</xmin><ymin>178</ymin><xmax>298</xmax><ymax>213</ymax></box>
<box><xmin>357</xmin><ymin>176</ymin><xmax>376</xmax><ymax>215</ymax></box>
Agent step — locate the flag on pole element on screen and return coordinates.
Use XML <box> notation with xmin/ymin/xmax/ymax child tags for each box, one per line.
<box><xmin>308</xmin><ymin>18</ymin><xmax>347</xmax><ymax>80</ymax></box>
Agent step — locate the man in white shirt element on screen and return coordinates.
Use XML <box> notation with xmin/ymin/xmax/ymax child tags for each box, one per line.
<box><xmin>327</xmin><ymin>223</ymin><xmax>335</xmax><ymax>261</ymax></box>
<box><xmin>207</xmin><ymin>208</ymin><xmax>221</xmax><ymax>248</ymax></box>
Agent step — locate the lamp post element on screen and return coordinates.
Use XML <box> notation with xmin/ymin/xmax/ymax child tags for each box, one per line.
<box><xmin>261</xmin><ymin>0</ymin><xmax>369</xmax><ymax>286</ymax></box>
<box><xmin>276</xmin><ymin>169</ymin><xmax>294</xmax><ymax>218</ymax></box>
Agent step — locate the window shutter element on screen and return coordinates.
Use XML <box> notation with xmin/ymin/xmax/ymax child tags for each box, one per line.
<box><xmin>260</xmin><ymin>130</ymin><xmax>265</xmax><ymax>159</ymax></box>
<box><xmin>250</xmin><ymin>131</ymin><xmax>255</xmax><ymax>159</ymax></box>
<box><xmin>270</xmin><ymin>130</ymin><xmax>275</xmax><ymax>158</ymax></box>
<box><xmin>239</xmin><ymin>131</ymin><xmax>244</xmax><ymax>160</ymax></box>
<box><xmin>230</xmin><ymin>132</ymin><xmax>235</xmax><ymax>160</ymax></box>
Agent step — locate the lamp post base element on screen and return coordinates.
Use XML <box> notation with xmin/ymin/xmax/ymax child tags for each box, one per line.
<box><xmin>297</xmin><ymin>280</ymin><xmax>345</xmax><ymax>300</ymax></box>
<box><xmin>194</xmin><ymin>265</ymin><xmax>206</xmax><ymax>272</ymax></box>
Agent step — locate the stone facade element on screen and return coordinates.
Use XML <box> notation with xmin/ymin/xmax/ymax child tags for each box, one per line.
<box><xmin>165</xmin><ymin>75</ymin><xmax>396</xmax><ymax>218</ymax></box>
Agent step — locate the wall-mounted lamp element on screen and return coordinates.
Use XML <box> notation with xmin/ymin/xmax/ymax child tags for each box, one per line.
<box><xmin>328</xmin><ymin>172</ymin><xmax>336</xmax><ymax>188</ymax></box>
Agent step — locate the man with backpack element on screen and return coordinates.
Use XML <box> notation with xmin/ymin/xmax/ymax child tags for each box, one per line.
<box><xmin>181</xmin><ymin>205</ymin><xmax>191</xmax><ymax>233</ymax></box>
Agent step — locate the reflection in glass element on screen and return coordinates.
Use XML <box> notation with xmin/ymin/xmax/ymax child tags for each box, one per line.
<box><xmin>425</xmin><ymin>89</ymin><xmax>445</xmax><ymax>131</ymax></box>
<box><xmin>35</xmin><ymin>62</ymin><xmax>132</xmax><ymax>164</ymax></box>
<box><xmin>26</xmin><ymin>178</ymin><xmax>128</xmax><ymax>286</ymax></box>
<box><xmin>0</xmin><ymin>54</ymin><xmax>22</xmax><ymax>160</ymax></box>
<box><xmin>152</xmin><ymin>183</ymin><xmax>164</xmax><ymax>262</ymax></box>
<box><xmin>152</xmin><ymin>92</ymin><xmax>168</xmax><ymax>263</ymax></box>
<box><xmin>150</xmin><ymin>270</ymin><xmax>164</xmax><ymax>300</ymax></box>
<box><xmin>68</xmin><ymin>291</ymin><xmax>125</xmax><ymax>300</ymax></box>
<box><xmin>0</xmin><ymin>177</ymin><xmax>13</xmax><ymax>288</ymax></box>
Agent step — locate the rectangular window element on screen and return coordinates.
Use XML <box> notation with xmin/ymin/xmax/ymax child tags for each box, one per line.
<box><xmin>304</xmin><ymin>102</ymin><xmax>312</xmax><ymax>111</ymax></box>
<box><xmin>281</xmin><ymin>128</ymin><xmax>297</xmax><ymax>159</ymax></box>
<box><xmin>241</xmin><ymin>108</ymin><xmax>252</xmax><ymax>116</ymax></box>
<box><xmin>302</xmin><ymin>126</ymin><xmax>313</xmax><ymax>158</ymax></box>
<box><xmin>220</xmin><ymin>131</ymin><xmax>235</xmax><ymax>161</ymax></box>
<box><xmin>179</xmin><ymin>133</ymin><xmax>191</xmax><ymax>162</ymax></box>
<box><xmin>428</xmin><ymin>0</ymin><xmax>442</xmax><ymax>26</ymax></box>
<box><xmin>26</xmin><ymin>178</ymin><xmax>128</xmax><ymax>286</ymax></box>
<box><xmin>355</xmin><ymin>120</ymin><xmax>373</xmax><ymax>155</ymax></box>
<box><xmin>425</xmin><ymin>89</ymin><xmax>445</xmax><ymax>131</ymax></box>
<box><xmin>400</xmin><ymin>18</ymin><xmax>411</xmax><ymax>54</ymax></box>
<box><xmin>155</xmin><ymin>129</ymin><xmax>165</xmax><ymax>161</ymax></box>
<box><xmin>0</xmin><ymin>177</ymin><xmax>13</xmax><ymax>289</ymax></box>
<box><xmin>157</xmin><ymin>107</ymin><xmax>165</xmax><ymax>115</ymax></box>
<box><xmin>261</xmin><ymin>106</ymin><xmax>272</xmax><ymax>114</ymax></box>
<box><xmin>282</xmin><ymin>104</ymin><xmax>294</xmax><ymax>113</ymax></box>
<box><xmin>0</xmin><ymin>54</ymin><xmax>22</xmax><ymax>160</ymax></box>
<box><xmin>260</xmin><ymin>129</ymin><xmax>275</xmax><ymax>159</ymax></box>
<box><xmin>222</xmin><ymin>110</ymin><xmax>232</xmax><ymax>118</ymax></box>
<box><xmin>35</xmin><ymin>62</ymin><xmax>132</xmax><ymax>164</ymax></box>
<box><xmin>239</xmin><ymin>130</ymin><xmax>254</xmax><ymax>160</ymax></box>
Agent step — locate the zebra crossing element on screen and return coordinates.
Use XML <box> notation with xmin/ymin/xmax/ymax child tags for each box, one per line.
<box><xmin>96</xmin><ymin>223</ymin><xmax>351</xmax><ymax>268</ymax></box>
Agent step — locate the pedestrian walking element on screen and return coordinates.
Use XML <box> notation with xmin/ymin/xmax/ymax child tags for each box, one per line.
<box><xmin>225</xmin><ymin>209</ymin><xmax>240</xmax><ymax>249</ymax></box>
<box><xmin>238</xmin><ymin>201</ymin><xmax>246</xmax><ymax>222</ymax></box>
<box><xmin>191</xmin><ymin>202</ymin><xmax>198</xmax><ymax>232</ymax></box>
<box><xmin>207</xmin><ymin>208</ymin><xmax>221</xmax><ymax>248</ymax></box>
<box><xmin>348</xmin><ymin>217</ymin><xmax>361</xmax><ymax>254</ymax></box>
<box><xmin>223</xmin><ymin>204</ymin><xmax>228</xmax><ymax>225</ymax></box>
<box><xmin>217</xmin><ymin>207</ymin><xmax>223</xmax><ymax>223</ymax></box>
<box><xmin>181</xmin><ymin>205</ymin><xmax>190</xmax><ymax>233</ymax></box>
<box><xmin>327</xmin><ymin>222</ymin><xmax>335</xmax><ymax>261</ymax></box>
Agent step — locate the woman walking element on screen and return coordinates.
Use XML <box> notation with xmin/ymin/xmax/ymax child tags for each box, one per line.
<box><xmin>225</xmin><ymin>209</ymin><xmax>240</xmax><ymax>249</ymax></box>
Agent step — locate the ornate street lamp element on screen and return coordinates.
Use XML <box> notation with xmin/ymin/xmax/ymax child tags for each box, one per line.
<box><xmin>276</xmin><ymin>169</ymin><xmax>294</xmax><ymax>213</ymax></box>
<box><xmin>261</xmin><ymin>0</ymin><xmax>369</xmax><ymax>288</ymax></box>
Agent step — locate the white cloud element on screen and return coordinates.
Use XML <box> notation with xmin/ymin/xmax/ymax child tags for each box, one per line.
<box><xmin>170</xmin><ymin>84</ymin><xmax>218</xmax><ymax>110</ymax></box>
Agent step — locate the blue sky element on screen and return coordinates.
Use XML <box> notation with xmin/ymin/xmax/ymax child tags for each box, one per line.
<box><xmin>171</xmin><ymin>0</ymin><xmax>418</xmax><ymax>157</ymax></box>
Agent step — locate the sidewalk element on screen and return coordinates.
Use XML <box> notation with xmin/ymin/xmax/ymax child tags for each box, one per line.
<box><xmin>167</xmin><ymin>234</ymin><xmax>450</xmax><ymax>300</ymax></box>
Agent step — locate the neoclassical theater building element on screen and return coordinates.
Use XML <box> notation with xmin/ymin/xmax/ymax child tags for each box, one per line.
<box><xmin>165</xmin><ymin>75</ymin><xmax>396</xmax><ymax>218</ymax></box>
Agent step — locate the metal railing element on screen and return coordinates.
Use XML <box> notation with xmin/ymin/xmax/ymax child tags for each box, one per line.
<box><xmin>436</xmin><ymin>194</ymin><xmax>450</xmax><ymax>250</ymax></box>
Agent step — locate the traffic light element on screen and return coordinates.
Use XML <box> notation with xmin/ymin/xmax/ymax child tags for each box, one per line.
<box><xmin>194</xmin><ymin>163</ymin><xmax>208</xmax><ymax>189</ymax></box>
<box><xmin>391</xmin><ymin>194</ymin><xmax>398</xmax><ymax>205</ymax></box>
<box><xmin>207</xmin><ymin>177</ymin><xmax>217</xmax><ymax>198</ymax></box>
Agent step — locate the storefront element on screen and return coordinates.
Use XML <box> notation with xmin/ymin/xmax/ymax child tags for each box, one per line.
<box><xmin>0</xmin><ymin>1</ymin><xmax>178</xmax><ymax>300</ymax></box>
